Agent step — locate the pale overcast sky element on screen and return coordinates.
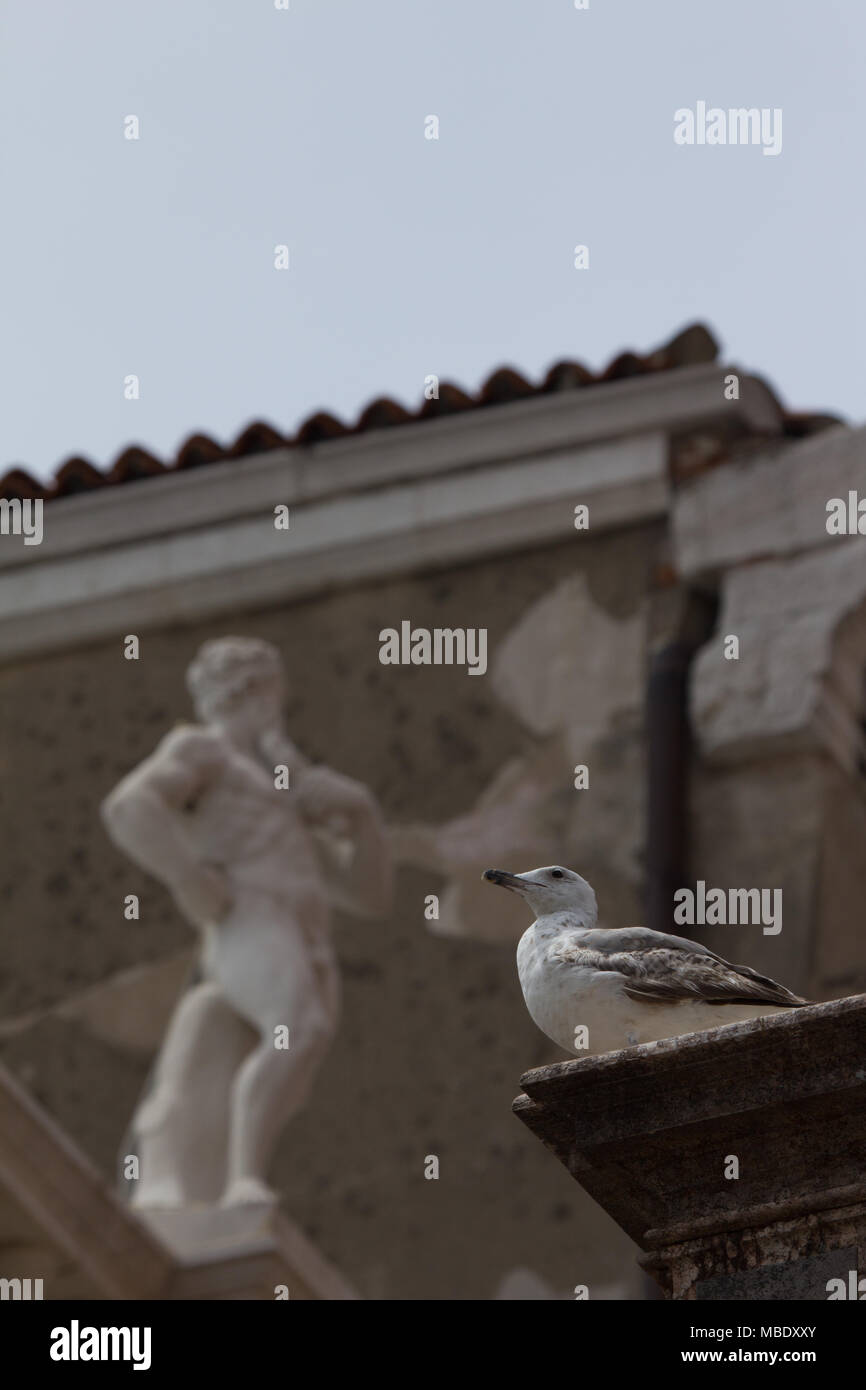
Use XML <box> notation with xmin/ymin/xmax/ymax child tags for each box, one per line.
<box><xmin>1</xmin><ymin>0</ymin><xmax>863</xmax><ymax>483</ymax></box>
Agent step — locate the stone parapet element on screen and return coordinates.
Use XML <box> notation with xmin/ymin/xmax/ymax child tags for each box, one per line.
<box><xmin>513</xmin><ymin>995</ymin><xmax>866</xmax><ymax>1300</ymax></box>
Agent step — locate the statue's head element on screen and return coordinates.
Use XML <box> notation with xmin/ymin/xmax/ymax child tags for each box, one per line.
<box><xmin>186</xmin><ymin>637</ymin><xmax>285</xmax><ymax>731</ymax></box>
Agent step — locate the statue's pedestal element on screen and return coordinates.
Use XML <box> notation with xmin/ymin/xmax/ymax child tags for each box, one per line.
<box><xmin>0</xmin><ymin>1063</ymin><xmax>358</xmax><ymax>1300</ymax></box>
<box><xmin>513</xmin><ymin>995</ymin><xmax>866</xmax><ymax>1300</ymax></box>
<box><xmin>136</xmin><ymin>1204</ymin><xmax>359</xmax><ymax>1300</ymax></box>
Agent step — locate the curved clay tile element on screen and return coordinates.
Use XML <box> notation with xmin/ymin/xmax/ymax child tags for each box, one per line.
<box><xmin>541</xmin><ymin>360</ymin><xmax>595</xmax><ymax>392</ymax></box>
<box><xmin>1</xmin><ymin>323</ymin><xmax>837</xmax><ymax>499</ymax></box>
<box><xmin>355</xmin><ymin>397</ymin><xmax>414</xmax><ymax>432</ymax></box>
<box><xmin>782</xmin><ymin>411</ymin><xmax>843</xmax><ymax>438</ymax></box>
<box><xmin>54</xmin><ymin>457</ymin><xmax>108</xmax><ymax>496</ymax></box>
<box><xmin>0</xmin><ymin>468</ymin><xmax>51</xmax><ymax>503</ymax></box>
<box><xmin>107</xmin><ymin>447</ymin><xmax>166</xmax><ymax>485</ymax></box>
<box><xmin>228</xmin><ymin>421</ymin><xmax>286</xmax><ymax>458</ymax></box>
<box><xmin>479</xmin><ymin>367</ymin><xmax>534</xmax><ymax>406</ymax></box>
<box><xmin>174</xmin><ymin>433</ymin><xmax>227</xmax><ymax>471</ymax></box>
<box><xmin>294</xmin><ymin>411</ymin><xmax>350</xmax><ymax>446</ymax></box>
<box><xmin>660</xmin><ymin>322</ymin><xmax>719</xmax><ymax>368</ymax></box>
<box><xmin>417</xmin><ymin>382</ymin><xmax>475</xmax><ymax>418</ymax></box>
<box><xmin>601</xmin><ymin>351</ymin><xmax>647</xmax><ymax>382</ymax></box>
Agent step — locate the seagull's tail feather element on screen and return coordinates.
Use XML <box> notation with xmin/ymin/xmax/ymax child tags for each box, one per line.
<box><xmin>706</xmin><ymin>957</ymin><xmax>809</xmax><ymax>1008</ymax></box>
<box><xmin>618</xmin><ymin>948</ymin><xmax>811</xmax><ymax>1009</ymax></box>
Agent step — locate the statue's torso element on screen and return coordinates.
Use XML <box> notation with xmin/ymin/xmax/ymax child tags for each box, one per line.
<box><xmin>184</xmin><ymin>734</ymin><xmax>322</xmax><ymax>895</ymax></box>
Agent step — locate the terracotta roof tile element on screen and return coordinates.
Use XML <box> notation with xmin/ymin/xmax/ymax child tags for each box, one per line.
<box><xmin>106</xmin><ymin>446</ymin><xmax>165</xmax><ymax>486</ymax></box>
<box><xmin>294</xmin><ymin>411</ymin><xmax>349</xmax><ymax>446</ymax></box>
<box><xmin>355</xmin><ymin>397</ymin><xmax>414</xmax><ymax>431</ymax></box>
<box><xmin>226</xmin><ymin>421</ymin><xmax>287</xmax><ymax>459</ymax></box>
<box><xmin>174</xmin><ymin>433</ymin><xmax>227</xmax><ymax>471</ymax></box>
<box><xmin>777</xmin><ymin>411</ymin><xmax>842</xmax><ymax>440</ymax></box>
<box><xmin>541</xmin><ymin>360</ymin><xmax>596</xmax><ymax>392</ymax></box>
<box><xmin>600</xmin><ymin>350</ymin><xmax>648</xmax><ymax>382</ymax></box>
<box><xmin>0</xmin><ymin>469</ymin><xmax>48</xmax><ymax>503</ymax></box>
<box><xmin>54</xmin><ymin>457</ymin><xmax>109</xmax><ymax>496</ymax></box>
<box><xmin>478</xmin><ymin>366</ymin><xmax>535</xmax><ymax>406</ymax></box>
<box><xmin>648</xmin><ymin>322</ymin><xmax>719</xmax><ymax>369</ymax></box>
<box><xmin>417</xmin><ymin>383</ymin><xmax>475</xmax><ymax>418</ymax></box>
<box><xmin>0</xmin><ymin>324</ymin><xmax>841</xmax><ymax>503</ymax></box>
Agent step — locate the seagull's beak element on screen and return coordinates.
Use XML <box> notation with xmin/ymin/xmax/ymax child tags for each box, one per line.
<box><xmin>483</xmin><ymin>869</ymin><xmax>526</xmax><ymax>893</ymax></box>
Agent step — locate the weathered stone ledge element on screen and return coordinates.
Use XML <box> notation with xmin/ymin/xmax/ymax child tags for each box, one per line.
<box><xmin>513</xmin><ymin>995</ymin><xmax>866</xmax><ymax>1298</ymax></box>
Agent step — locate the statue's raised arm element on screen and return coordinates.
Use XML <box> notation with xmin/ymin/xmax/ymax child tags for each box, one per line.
<box><xmin>101</xmin><ymin>725</ymin><xmax>232</xmax><ymax>929</ymax></box>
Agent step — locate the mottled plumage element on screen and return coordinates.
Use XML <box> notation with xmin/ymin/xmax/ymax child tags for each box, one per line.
<box><xmin>484</xmin><ymin>866</ymin><xmax>807</xmax><ymax>1057</ymax></box>
<box><xmin>552</xmin><ymin>937</ymin><xmax>805</xmax><ymax>1008</ymax></box>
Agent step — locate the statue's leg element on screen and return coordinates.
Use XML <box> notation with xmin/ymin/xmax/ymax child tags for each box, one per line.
<box><xmin>129</xmin><ymin>979</ymin><xmax>256</xmax><ymax>1208</ymax></box>
<box><xmin>203</xmin><ymin>896</ymin><xmax>339</xmax><ymax>1206</ymax></box>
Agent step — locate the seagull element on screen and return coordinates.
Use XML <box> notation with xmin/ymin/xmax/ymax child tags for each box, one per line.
<box><xmin>483</xmin><ymin>865</ymin><xmax>807</xmax><ymax>1056</ymax></box>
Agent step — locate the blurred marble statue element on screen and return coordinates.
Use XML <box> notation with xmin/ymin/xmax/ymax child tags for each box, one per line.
<box><xmin>102</xmin><ymin>637</ymin><xmax>392</xmax><ymax>1208</ymax></box>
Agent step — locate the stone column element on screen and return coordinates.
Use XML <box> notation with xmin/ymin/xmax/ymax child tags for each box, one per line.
<box><xmin>673</xmin><ymin>424</ymin><xmax>866</xmax><ymax>999</ymax></box>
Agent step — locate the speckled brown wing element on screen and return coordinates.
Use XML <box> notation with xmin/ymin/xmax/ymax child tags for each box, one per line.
<box><xmin>604</xmin><ymin>948</ymin><xmax>808</xmax><ymax>1007</ymax></box>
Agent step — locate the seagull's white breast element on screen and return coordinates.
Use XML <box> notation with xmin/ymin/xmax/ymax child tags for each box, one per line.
<box><xmin>516</xmin><ymin>917</ymin><xmax>632</xmax><ymax>1055</ymax></box>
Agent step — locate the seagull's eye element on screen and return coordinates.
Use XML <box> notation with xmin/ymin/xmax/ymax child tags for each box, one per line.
<box><xmin>551</xmin><ymin>869</ymin><xmax>564</xmax><ymax>879</ymax></box>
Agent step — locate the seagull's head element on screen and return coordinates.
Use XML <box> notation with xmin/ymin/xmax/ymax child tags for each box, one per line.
<box><xmin>483</xmin><ymin>865</ymin><xmax>598</xmax><ymax>924</ymax></box>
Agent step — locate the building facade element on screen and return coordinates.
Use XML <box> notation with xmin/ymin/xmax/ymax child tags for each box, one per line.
<box><xmin>1</xmin><ymin>323</ymin><xmax>862</xmax><ymax>1298</ymax></box>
